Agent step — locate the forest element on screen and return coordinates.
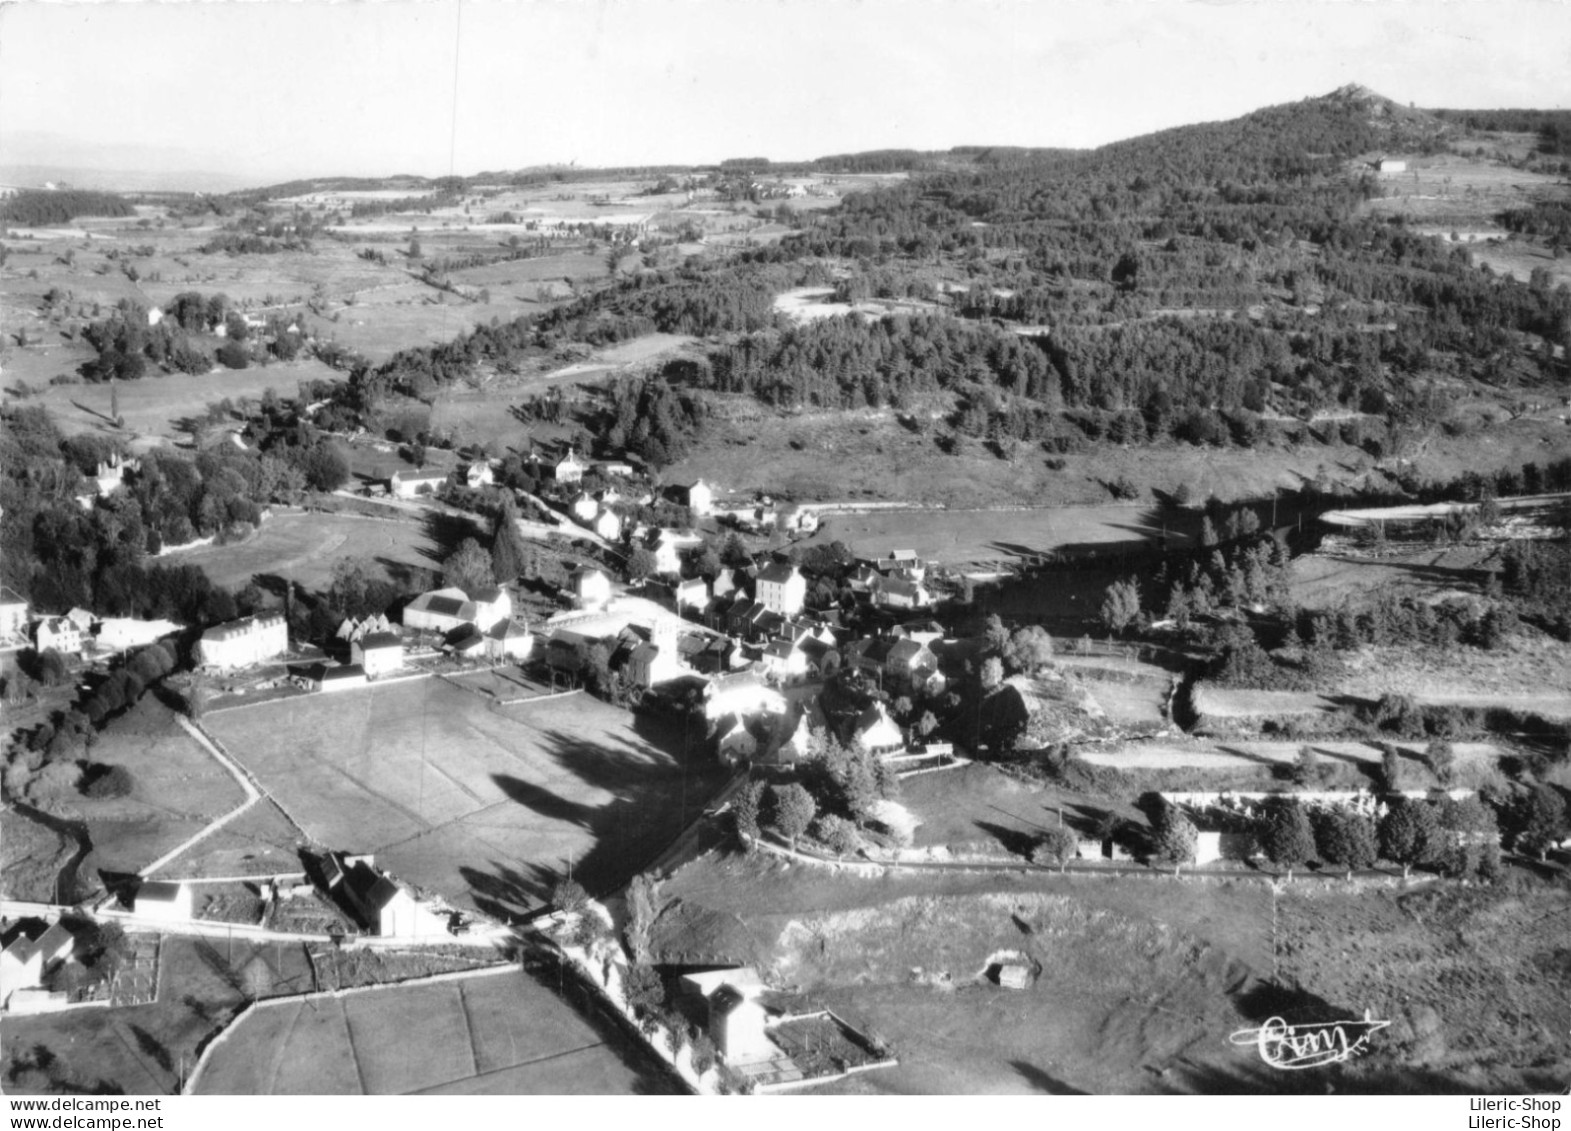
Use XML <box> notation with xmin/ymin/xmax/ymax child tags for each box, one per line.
<box><xmin>0</xmin><ymin>190</ymin><xmax>135</xmax><ymax>227</ymax></box>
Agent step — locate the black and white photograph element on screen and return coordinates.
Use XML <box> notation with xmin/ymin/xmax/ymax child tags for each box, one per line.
<box><xmin>1</xmin><ymin>0</ymin><xmax>1569</xmax><ymax>1110</ymax></box>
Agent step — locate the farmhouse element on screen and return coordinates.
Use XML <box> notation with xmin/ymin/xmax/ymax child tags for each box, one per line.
<box><xmin>704</xmin><ymin>668</ymin><xmax>786</xmax><ymax>722</ymax></box>
<box><xmin>1</xmin><ymin>920</ymin><xmax>75</xmax><ymax>1006</ymax></box>
<box><xmin>133</xmin><ymin>880</ymin><xmax>193</xmax><ymax>923</ymax></box>
<box><xmin>679</xmin><ymin>968</ymin><xmax>777</xmax><ymax>1065</ymax></box>
<box><xmin>592</xmin><ymin>508</ymin><xmax>623</xmax><ymax>542</ymax></box>
<box><xmin>33</xmin><ymin>616</ymin><xmax>83</xmax><ymax>656</ymax></box>
<box><xmin>850</xmin><ymin>702</ymin><xmax>905</xmax><ymax>757</ymax></box>
<box><xmin>875</xmin><ymin>575</ymin><xmax>933</xmax><ymax>610</ymax></box>
<box><xmin>96</xmin><ymin>617</ymin><xmax>181</xmax><ymax>653</ymax></box>
<box><xmin>329</xmin><ymin>856</ymin><xmax>450</xmax><ymax>939</ymax></box>
<box><xmin>755</xmin><ymin>561</ymin><xmax>806</xmax><ymax>616</ymax></box>
<box><xmin>351</xmin><ymin>632</ymin><xmax>404</xmax><ymax>677</ymax></box>
<box><xmin>464</xmin><ymin>462</ymin><xmax>495</xmax><ymax>489</ymax></box>
<box><xmin>555</xmin><ymin>449</ymin><xmax>587</xmax><ymax>484</ymax></box>
<box><xmin>468</xmin><ymin>585</ymin><xmax>512</xmax><ymax>629</ymax></box>
<box><xmin>199</xmin><ymin>613</ymin><xmax>287</xmax><ymax>670</ymax></box>
<box><xmin>403</xmin><ymin>587</ymin><xmax>479</xmax><ymax>634</ymax></box>
<box><xmin>678</xmin><ymin>479</ymin><xmax>714</xmax><ymax>516</ymax></box>
<box><xmin>573</xmin><ymin>568</ymin><xmax>613</xmax><ymax>609</ymax></box>
<box><xmin>0</xmin><ymin>587</ymin><xmax>30</xmax><ymax>640</ymax></box>
<box><xmin>485</xmin><ymin>619</ymin><xmax>533</xmax><ymax>661</ymax></box>
<box><xmin>389</xmin><ymin>469</ymin><xmax>448</xmax><ymax>499</ymax></box>
<box><xmin>315</xmin><ymin>663</ymin><xmax>368</xmax><ymax>693</ymax></box>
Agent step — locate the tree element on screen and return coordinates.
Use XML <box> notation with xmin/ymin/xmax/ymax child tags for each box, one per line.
<box><xmin>1379</xmin><ymin>797</ymin><xmax>1438</xmax><ymax>879</ymax></box>
<box><xmin>1004</xmin><ymin>625</ymin><xmax>1055</xmax><ymax>675</ymax></box>
<box><xmin>1424</xmin><ymin>739</ymin><xmax>1456</xmax><ymax>787</ymax></box>
<box><xmin>1258</xmin><ymin>798</ymin><xmax>1316</xmax><ymax>880</ymax></box>
<box><xmin>1032</xmin><ymin>825</ymin><xmax>1080</xmax><ymax>873</ymax></box>
<box><xmin>626</xmin><ymin>547</ymin><xmax>659</xmax><ymax>580</ymax></box>
<box><xmin>1379</xmin><ymin>745</ymin><xmax>1405</xmax><ymax>793</ymax></box>
<box><xmin>551</xmin><ymin>878</ymin><xmax>589</xmax><ymax>915</ymax></box>
<box><xmin>982</xmin><ymin>613</ymin><xmax>1010</xmax><ymax>654</ymax></box>
<box><xmin>814</xmin><ymin>814</ymin><xmax>859</xmax><ymax>857</ymax></box>
<box><xmin>1513</xmin><ymin>784</ymin><xmax>1569</xmax><ymax>860</ymax></box>
<box><xmin>1100</xmin><ymin>578</ymin><xmax>1140</xmax><ymax>636</ymax></box>
<box><xmin>489</xmin><ymin>497</ymin><xmax>531</xmax><ymax>584</ymax></box>
<box><xmin>1150</xmin><ymin>803</ymin><xmax>1197</xmax><ymax>872</ymax></box>
<box><xmin>720</xmin><ymin>532</ymin><xmax>750</xmax><ymax>567</ymax></box>
<box><xmin>979</xmin><ymin>655</ymin><xmax>1004</xmax><ymax>692</ymax></box>
<box><xmin>299</xmin><ymin>443</ymin><xmax>349</xmax><ymax>492</ymax></box>
<box><xmin>1291</xmin><ymin>744</ymin><xmax>1321</xmax><ymax>788</ymax></box>
<box><xmin>769</xmin><ymin>782</ymin><xmax>816</xmax><ymax>848</ymax></box>
<box><xmin>1433</xmin><ymin>796</ymin><xmax>1500</xmax><ymax>879</ymax></box>
<box><xmin>441</xmin><ymin>537</ymin><xmax>495</xmax><ymax>593</ymax></box>
<box><xmin>731</xmin><ymin>779</ymin><xmax>766</xmax><ymax>849</ymax></box>
<box><xmin>1312</xmin><ymin>807</ymin><xmax>1378</xmax><ymax>879</ymax></box>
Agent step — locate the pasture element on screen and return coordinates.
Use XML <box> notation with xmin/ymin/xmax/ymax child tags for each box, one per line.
<box><xmin>170</xmin><ymin>509</ymin><xmax>444</xmax><ymax>591</ymax></box>
<box><xmin>7</xmin><ymin>358</ymin><xmax>343</xmax><ymax>447</ymax></box>
<box><xmin>204</xmin><ymin>679</ymin><xmax>730</xmax><ymax>917</ymax></box>
<box><xmin>192</xmin><ymin>968</ymin><xmax>674</xmax><ymax>1094</ymax></box>
<box><xmin>801</xmin><ymin>503</ymin><xmax>1198</xmax><ymax>568</ymax></box>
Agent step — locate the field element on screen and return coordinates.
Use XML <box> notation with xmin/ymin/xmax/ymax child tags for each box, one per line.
<box><xmin>4</xmin><ymin>358</ymin><xmax>343</xmax><ymax>449</ymax></box>
<box><xmin>203</xmin><ymin>679</ymin><xmax>731</xmax><ymax>917</ymax></box>
<box><xmin>191</xmin><ymin>968</ymin><xmax>675</xmax><ymax>1094</ymax></box>
<box><xmin>799</xmin><ymin>503</ymin><xmax>1200</xmax><ymax>569</ymax></box>
<box><xmin>171</xmin><ymin>508</ymin><xmax>445</xmax><ymax>591</ymax></box>
<box><xmin>1289</xmin><ymin>545</ymin><xmax>1492</xmax><ymax>609</ymax></box>
<box><xmin>1</xmin><ymin>935</ymin><xmax>315</xmax><ymax>1096</ymax></box>
<box><xmin>895</xmin><ymin>762</ymin><xmax>1148</xmax><ymax>857</ymax></box>
<box><xmin>2</xmin><ymin>699</ymin><xmax>262</xmax><ymax>901</ymax></box>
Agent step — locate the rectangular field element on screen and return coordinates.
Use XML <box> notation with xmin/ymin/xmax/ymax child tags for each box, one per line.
<box><xmin>204</xmin><ymin>679</ymin><xmax>729</xmax><ymax>917</ymax></box>
<box><xmin>170</xmin><ymin>509</ymin><xmax>445</xmax><ymax>591</ymax></box>
<box><xmin>192</xmin><ymin>969</ymin><xmax>674</xmax><ymax>1095</ymax></box>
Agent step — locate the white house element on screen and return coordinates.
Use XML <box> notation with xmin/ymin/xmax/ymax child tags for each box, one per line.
<box><xmin>485</xmin><ymin>619</ymin><xmax>533</xmax><ymax>661</ymax></box>
<box><xmin>851</xmin><ymin>702</ymin><xmax>905</xmax><ymax>758</ymax></box>
<box><xmin>199</xmin><ymin>614</ymin><xmax>287</xmax><ymax>670</ymax></box>
<box><xmin>96</xmin><ymin>617</ymin><xmax>180</xmax><ymax>653</ymax></box>
<box><xmin>555</xmin><ymin>449</ymin><xmax>587</xmax><ymax>485</ymax></box>
<box><xmin>755</xmin><ymin>562</ymin><xmax>806</xmax><ymax>616</ymax></box>
<box><xmin>468</xmin><ymin>586</ymin><xmax>512</xmax><ymax>630</ymax></box>
<box><xmin>1374</xmin><ymin>157</ymin><xmax>1408</xmax><ymax>174</ymax></box>
<box><xmin>403</xmin><ymin>588</ymin><xmax>479</xmax><ymax>634</ymax></box>
<box><xmin>336</xmin><ymin>858</ymin><xmax>449</xmax><ymax>939</ymax></box>
<box><xmin>464</xmin><ymin>462</ymin><xmax>495</xmax><ymax>489</ymax></box>
<box><xmin>682</xmin><ymin>479</ymin><xmax>714</xmax><ymax>516</ymax></box>
<box><xmin>571</xmin><ymin>494</ymin><xmax>600</xmax><ymax>522</ymax></box>
<box><xmin>573</xmin><ymin>568</ymin><xmax>613</xmax><ymax>610</ymax></box>
<box><xmin>876</xmin><ymin>575</ymin><xmax>932</xmax><ymax>610</ymax></box>
<box><xmin>1</xmin><ymin>921</ymin><xmax>74</xmax><ymax>1007</ymax></box>
<box><xmin>592</xmin><ymin>509</ymin><xmax>622</xmax><ymax>542</ymax></box>
<box><xmin>675</xmin><ymin>577</ymin><xmax>709</xmax><ymax>612</ymax></box>
<box><xmin>650</xmin><ymin>529</ymin><xmax>703</xmax><ymax>576</ymax></box>
<box><xmin>33</xmin><ymin>616</ymin><xmax>83</xmax><ymax>656</ymax></box>
<box><xmin>389</xmin><ymin>469</ymin><xmax>448</xmax><ymax>499</ymax></box>
<box><xmin>0</xmin><ymin>587</ymin><xmax>29</xmax><ymax>640</ymax></box>
<box><xmin>315</xmin><ymin>664</ymin><xmax>368</xmax><ymax>693</ymax></box>
<box><xmin>679</xmin><ymin>968</ymin><xmax>776</xmax><ymax>1065</ymax></box>
<box><xmin>133</xmin><ymin>880</ymin><xmax>193</xmax><ymax>923</ymax></box>
<box><xmin>351</xmin><ymin>633</ymin><xmax>404</xmax><ymax>678</ymax></box>
<box><xmin>703</xmin><ymin>669</ymin><xmax>786</xmax><ymax>722</ymax></box>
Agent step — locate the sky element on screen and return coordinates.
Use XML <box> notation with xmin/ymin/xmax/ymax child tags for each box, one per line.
<box><xmin>3</xmin><ymin>0</ymin><xmax>1570</xmax><ymax>186</ymax></box>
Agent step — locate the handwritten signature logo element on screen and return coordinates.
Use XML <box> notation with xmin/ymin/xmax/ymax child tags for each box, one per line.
<box><xmin>1229</xmin><ymin>1011</ymin><xmax>1391</xmax><ymax>1070</ymax></box>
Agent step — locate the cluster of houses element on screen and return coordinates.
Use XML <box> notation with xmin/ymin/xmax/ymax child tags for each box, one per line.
<box><xmin>1</xmin><ymin>589</ymin><xmax>182</xmax><ymax>661</ymax></box>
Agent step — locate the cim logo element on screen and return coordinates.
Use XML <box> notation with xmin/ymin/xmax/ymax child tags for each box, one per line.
<box><xmin>1229</xmin><ymin>1012</ymin><xmax>1391</xmax><ymax>1070</ymax></box>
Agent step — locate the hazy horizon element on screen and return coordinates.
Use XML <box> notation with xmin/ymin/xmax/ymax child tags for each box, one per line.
<box><xmin>3</xmin><ymin>0</ymin><xmax>1570</xmax><ymax>191</ymax></box>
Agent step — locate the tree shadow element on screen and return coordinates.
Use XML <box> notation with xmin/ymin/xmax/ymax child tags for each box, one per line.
<box><xmin>973</xmin><ymin>819</ymin><xmax>1040</xmax><ymax>860</ymax></box>
<box><xmin>1010</xmin><ymin>1060</ymin><xmax>1088</xmax><ymax>1094</ymax></box>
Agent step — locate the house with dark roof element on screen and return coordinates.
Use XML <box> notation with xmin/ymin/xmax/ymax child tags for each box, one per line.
<box><xmin>351</xmin><ymin>632</ymin><xmax>404</xmax><ymax>678</ymax></box>
<box><xmin>389</xmin><ymin>468</ymin><xmax>449</xmax><ymax>499</ymax></box>
<box><xmin>755</xmin><ymin>561</ymin><xmax>805</xmax><ymax>616</ymax></box>
<box><xmin>327</xmin><ymin>855</ymin><xmax>450</xmax><ymax>939</ymax></box>
<box><xmin>485</xmin><ymin>619</ymin><xmax>532</xmax><ymax>661</ymax></box>
<box><xmin>403</xmin><ymin>587</ymin><xmax>479</xmax><ymax>634</ymax></box>
<box><xmin>1</xmin><ymin>920</ymin><xmax>75</xmax><ymax>1006</ymax></box>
